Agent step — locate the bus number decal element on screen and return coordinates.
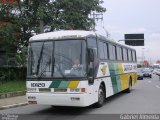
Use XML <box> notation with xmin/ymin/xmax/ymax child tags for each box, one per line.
<box><xmin>31</xmin><ymin>83</ymin><xmax>45</xmax><ymax>87</ymax></box>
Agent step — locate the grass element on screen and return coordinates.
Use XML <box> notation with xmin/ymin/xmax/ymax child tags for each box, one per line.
<box><xmin>0</xmin><ymin>81</ymin><xmax>26</xmax><ymax>93</ymax></box>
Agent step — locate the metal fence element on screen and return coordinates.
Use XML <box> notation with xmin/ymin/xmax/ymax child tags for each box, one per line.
<box><xmin>0</xmin><ymin>52</ymin><xmax>27</xmax><ymax>82</ymax></box>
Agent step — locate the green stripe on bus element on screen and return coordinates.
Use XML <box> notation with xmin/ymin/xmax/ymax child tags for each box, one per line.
<box><xmin>109</xmin><ymin>63</ymin><xmax>119</xmax><ymax>94</ymax></box>
<box><xmin>115</xmin><ymin>64</ymin><xmax>122</xmax><ymax>92</ymax></box>
<box><xmin>58</xmin><ymin>81</ymin><xmax>69</xmax><ymax>88</ymax></box>
<box><xmin>115</xmin><ymin>71</ymin><xmax>122</xmax><ymax>91</ymax></box>
<box><xmin>49</xmin><ymin>81</ymin><xmax>61</xmax><ymax>88</ymax></box>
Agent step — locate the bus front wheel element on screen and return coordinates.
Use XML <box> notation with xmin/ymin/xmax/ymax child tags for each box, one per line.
<box><xmin>94</xmin><ymin>84</ymin><xmax>105</xmax><ymax>108</ymax></box>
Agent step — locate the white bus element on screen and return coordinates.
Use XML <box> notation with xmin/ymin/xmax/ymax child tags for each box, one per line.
<box><xmin>26</xmin><ymin>30</ymin><xmax>137</xmax><ymax>107</ymax></box>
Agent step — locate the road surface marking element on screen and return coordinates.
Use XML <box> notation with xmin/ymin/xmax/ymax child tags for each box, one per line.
<box><xmin>0</xmin><ymin>102</ymin><xmax>28</xmax><ymax>110</ymax></box>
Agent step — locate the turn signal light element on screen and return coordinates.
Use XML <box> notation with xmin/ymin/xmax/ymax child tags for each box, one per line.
<box><xmin>81</xmin><ymin>88</ymin><xmax>86</xmax><ymax>93</ymax></box>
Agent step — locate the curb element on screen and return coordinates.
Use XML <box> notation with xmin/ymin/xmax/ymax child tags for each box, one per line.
<box><xmin>0</xmin><ymin>91</ymin><xmax>26</xmax><ymax>99</ymax></box>
<box><xmin>0</xmin><ymin>102</ymin><xmax>28</xmax><ymax>110</ymax></box>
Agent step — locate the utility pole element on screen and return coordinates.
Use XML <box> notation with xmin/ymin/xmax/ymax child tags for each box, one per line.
<box><xmin>91</xmin><ymin>12</ymin><xmax>103</xmax><ymax>31</ymax></box>
<box><xmin>91</xmin><ymin>12</ymin><xmax>110</xmax><ymax>39</ymax></box>
<box><xmin>142</xmin><ymin>48</ymin><xmax>145</xmax><ymax>67</ymax></box>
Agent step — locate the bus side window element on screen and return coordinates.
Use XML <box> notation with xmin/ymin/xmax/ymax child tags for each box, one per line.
<box><xmin>104</xmin><ymin>43</ymin><xmax>109</xmax><ymax>59</ymax></box>
<box><xmin>108</xmin><ymin>44</ymin><xmax>116</xmax><ymax>60</ymax></box>
<box><xmin>87</xmin><ymin>38</ymin><xmax>97</xmax><ymax>58</ymax></box>
<box><xmin>123</xmin><ymin>48</ymin><xmax>128</xmax><ymax>61</ymax></box>
<box><xmin>87</xmin><ymin>37</ymin><xmax>98</xmax><ymax>78</ymax></box>
<box><xmin>132</xmin><ymin>50</ymin><xmax>136</xmax><ymax>62</ymax></box>
<box><xmin>98</xmin><ymin>41</ymin><xmax>108</xmax><ymax>60</ymax></box>
<box><xmin>128</xmin><ymin>49</ymin><xmax>132</xmax><ymax>61</ymax></box>
<box><xmin>117</xmin><ymin>46</ymin><xmax>123</xmax><ymax>61</ymax></box>
<box><xmin>98</xmin><ymin>41</ymin><xmax>104</xmax><ymax>59</ymax></box>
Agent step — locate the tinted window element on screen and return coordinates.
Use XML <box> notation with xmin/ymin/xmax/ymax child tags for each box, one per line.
<box><xmin>117</xmin><ymin>46</ymin><xmax>123</xmax><ymax>60</ymax></box>
<box><xmin>128</xmin><ymin>49</ymin><xmax>132</xmax><ymax>61</ymax></box>
<box><xmin>132</xmin><ymin>50</ymin><xmax>136</xmax><ymax>62</ymax></box>
<box><xmin>109</xmin><ymin>44</ymin><xmax>116</xmax><ymax>60</ymax></box>
<box><xmin>98</xmin><ymin>42</ymin><xmax>104</xmax><ymax>59</ymax></box>
<box><xmin>98</xmin><ymin>41</ymin><xmax>108</xmax><ymax>59</ymax></box>
<box><xmin>104</xmin><ymin>43</ymin><xmax>108</xmax><ymax>59</ymax></box>
<box><xmin>123</xmin><ymin>48</ymin><xmax>128</xmax><ymax>61</ymax></box>
<box><xmin>87</xmin><ymin>37</ymin><xmax>97</xmax><ymax>57</ymax></box>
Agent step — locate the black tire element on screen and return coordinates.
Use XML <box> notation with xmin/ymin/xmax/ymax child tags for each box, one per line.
<box><xmin>125</xmin><ymin>78</ymin><xmax>132</xmax><ymax>93</ymax></box>
<box><xmin>94</xmin><ymin>84</ymin><xmax>105</xmax><ymax>108</ymax></box>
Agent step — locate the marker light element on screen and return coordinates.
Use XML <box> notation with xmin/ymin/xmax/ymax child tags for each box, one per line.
<box><xmin>81</xmin><ymin>88</ymin><xmax>86</xmax><ymax>93</ymax></box>
<box><xmin>28</xmin><ymin>101</ymin><xmax>37</xmax><ymax>104</ymax></box>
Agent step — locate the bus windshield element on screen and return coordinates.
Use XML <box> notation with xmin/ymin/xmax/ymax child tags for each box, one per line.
<box><xmin>28</xmin><ymin>40</ymin><xmax>87</xmax><ymax>78</ymax></box>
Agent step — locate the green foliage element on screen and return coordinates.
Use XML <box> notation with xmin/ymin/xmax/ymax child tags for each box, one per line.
<box><xmin>0</xmin><ymin>80</ymin><xmax>26</xmax><ymax>93</ymax></box>
<box><xmin>0</xmin><ymin>0</ymin><xmax>106</xmax><ymax>68</ymax></box>
<box><xmin>53</xmin><ymin>0</ymin><xmax>106</xmax><ymax>30</ymax></box>
<box><xmin>20</xmin><ymin>0</ymin><xmax>106</xmax><ymax>31</ymax></box>
<box><xmin>0</xmin><ymin>23</ymin><xmax>18</xmax><ymax>53</ymax></box>
<box><xmin>0</xmin><ymin>67</ymin><xmax>27</xmax><ymax>83</ymax></box>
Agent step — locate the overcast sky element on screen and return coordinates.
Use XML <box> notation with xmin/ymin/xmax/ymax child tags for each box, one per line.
<box><xmin>96</xmin><ymin>0</ymin><xmax>160</xmax><ymax>64</ymax></box>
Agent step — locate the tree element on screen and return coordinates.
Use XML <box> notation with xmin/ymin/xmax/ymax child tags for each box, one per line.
<box><xmin>0</xmin><ymin>0</ymin><xmax>106</xmax><ymax>66</ymax></box>
<box><xmin>0</xmin><ymin>2</ymin><xmax>25</xmax><ymax>66</ymax></box>
<box><xmin>20</xmin><ymin>0</ymin><xmax>106</xmax><ymax>31</ymax></box>
<box><xmin>51</xmin><ymin>0</ymin><xmax>106</xmax><ymax>30</ymax></box>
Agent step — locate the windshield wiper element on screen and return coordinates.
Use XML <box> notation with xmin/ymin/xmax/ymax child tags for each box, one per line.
<box><xmin>37</xmin><ymin>58</ymin><xmax>51</xmax><ymax>79</ymax></box>
<box><xmin>36</xmin><ymin>42</ymin><xmax>45</xmax><ymax>76</ymax></box>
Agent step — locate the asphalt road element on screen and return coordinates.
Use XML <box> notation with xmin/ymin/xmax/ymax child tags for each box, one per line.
<box><xmin>0</xmin><ymin>74</ymin><xmax>160</xmax><ymax>119</ymax></box>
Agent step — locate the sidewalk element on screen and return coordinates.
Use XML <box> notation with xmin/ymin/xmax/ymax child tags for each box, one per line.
<box><xmin>0</xmin><ymin>96</ymin><xmax>28</xmax><ymax>110</ymax></box>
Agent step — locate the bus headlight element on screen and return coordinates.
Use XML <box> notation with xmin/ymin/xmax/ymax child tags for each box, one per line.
<box><xmin>70</xmin><ymin>88</ymin><xmax>86</xmax><ymax>93</ymax></box>
<box><xmin>70</xmin><ymin>88</ymin><xmax>80</xmax><ymax>92</ymax></box>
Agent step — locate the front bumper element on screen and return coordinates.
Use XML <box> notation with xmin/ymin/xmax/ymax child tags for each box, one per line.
<box><xmin>26</xmin><ymin>92</ymin><xmax>95</xmax><ymax>107</ymax></box>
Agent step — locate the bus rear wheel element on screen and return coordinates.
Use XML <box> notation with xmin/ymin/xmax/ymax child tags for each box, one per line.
<box><xmin>94</xmin><ymin>84</ymin><xmax>105</xmax><ymax>108</ymax></box>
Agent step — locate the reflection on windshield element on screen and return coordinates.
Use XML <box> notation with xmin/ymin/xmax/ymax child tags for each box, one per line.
<box><xmin>28</xmin><ymin>40</ymin><xmax>87</xmax><ymax>78</ymax></box>
<box><xmin>28</xmin><ymin>42</ymin><xmax>52</xmax><ymax>77</ymax></box>
<box><xmin>53</xmin><ymin>40</ymin><xmax>86</xmax><ymax>78</ymax></box>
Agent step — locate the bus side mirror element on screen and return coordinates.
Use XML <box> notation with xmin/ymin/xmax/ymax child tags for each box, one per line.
<box><xmin>88</xmin><ymin>48</ymin><xmax>94</xmax><ymax>62</ymax></box>
<box><xmin>88</xmin><ymin>76</ymin><xmax>94</xmax><ymax>84</ymax></box>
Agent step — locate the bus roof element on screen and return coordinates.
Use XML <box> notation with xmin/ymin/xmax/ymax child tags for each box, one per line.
<box><xmin>29</xmin><ymin>30</ymin><xmax>96</xmax><ymax>41</ymax></box>
<box><xmin>29</xmin><ymin>30</ymin><xmax>135</xmax><ymax>51</ymax></box>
